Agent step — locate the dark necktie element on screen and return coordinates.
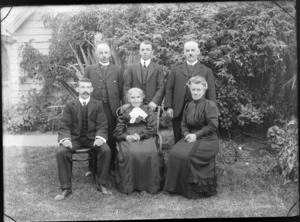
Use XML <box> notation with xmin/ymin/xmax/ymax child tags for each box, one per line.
<box><xmin>83</xmin><ymin>102</ymin><xmax>86</xmax><ymax>107</ymax></box>
<box><xmin>144</xmin><ymin>62</ymin><xmax>146</xmax><ymax>68</ymax></box>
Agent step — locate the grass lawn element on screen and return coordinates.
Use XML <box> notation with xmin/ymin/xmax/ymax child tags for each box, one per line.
<box><xmin>3</xmin><ymin>142</ymin><xmax>299</xmax><ymax>221</ymax></box>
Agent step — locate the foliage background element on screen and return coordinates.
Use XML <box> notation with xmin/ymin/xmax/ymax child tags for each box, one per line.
<box><xmin>5</xmin><ymin>2</ymin><xmax>296</xmax><ymax>136</ymax></box>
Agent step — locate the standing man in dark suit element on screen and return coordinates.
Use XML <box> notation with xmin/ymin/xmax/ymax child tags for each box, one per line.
<box><xmin>123</xmin><ymin>40</ymin><xmax>165</xmax><ymax>111</ymax></box>
<box><xmin>84</xmin><ymin>42</ymin><xmax>123</xmax><ymax>173</ymax></box>
<box><xmin>164</xmin><ymin>40</ymin><xmax>216</xmax><ymax>144</ymax></box>
<box><xmin>55</xmin><ymin>78</ymin><xmax>112</xmax><ymax>201</ymax></box>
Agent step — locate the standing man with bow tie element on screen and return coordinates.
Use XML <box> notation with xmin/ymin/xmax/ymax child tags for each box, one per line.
<box><xmin>55</xmin><ymin>78</ymin><xmax>112</xmax><ymax>200</ymax></box>
<box><xmin>84</xmin><ymin>42</ymin><xmax>123</xmax><ymax>174</ymax></box>
<box><xmin>164</xmin><ymin>40</ymin><xmax>216</xmax><ymax>144</ymax></box>
<box><xmin>123</xmin><ymin>40</ymin><xmax>165</xmax><ymax>111</ymax></box>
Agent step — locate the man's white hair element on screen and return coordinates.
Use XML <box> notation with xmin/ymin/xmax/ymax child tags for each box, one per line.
<box><xmin>96</xmin><ymin>42</ymin><xmax>110</xmax><ymax>51</ymax></box>
<box><xmin>184</xmin><ymin>40</ymin><xmax>199</xmax><ymax>49</ymax></box>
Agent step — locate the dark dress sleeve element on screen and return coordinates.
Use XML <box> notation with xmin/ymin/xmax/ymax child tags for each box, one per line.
<box><xmin>113</xmin><ymin>109</ymin><xmax>130</xmax><ymax>141</ymax></box>
<box><xmin>195</xmin><ymin>100</ymin><xmax>218</xmax><ymax>138</ymax></box>
<box><xmin>138</xmin><ymin>107</ymin><xmax>157</xmax><ymax>140</ymax></box>
<box><xmin>181</xmin><ymin>103</ymin><xmax>190</xmax><ymax>138</ymax></box>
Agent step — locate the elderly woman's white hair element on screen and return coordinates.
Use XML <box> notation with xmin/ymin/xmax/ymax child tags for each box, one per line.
<box><xmin>126</xmin><ymin>87</ymin><xmax>145</xmax><ymax>101</ymax></box>
<box><xmin>187</xmin><ymin>76</ymin><xmax>208</xmax><ymax>91</ymax></box>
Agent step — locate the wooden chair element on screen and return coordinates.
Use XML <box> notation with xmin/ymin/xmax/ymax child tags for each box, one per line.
<box><xmin>52</xmin><ymin>105</ymin><xmax>99</xmax><ymax>181</ymax></box>
<box><xmin>70</xmin><ymin>148</ymin><xmax>98</xmax><ymax>181</ymax></box>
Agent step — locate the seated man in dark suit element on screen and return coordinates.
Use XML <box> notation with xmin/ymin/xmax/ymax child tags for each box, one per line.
<box><xmin>55</xmin><ymin>78</ymin><xmax>112</xmax><ymax>201</ymax></box>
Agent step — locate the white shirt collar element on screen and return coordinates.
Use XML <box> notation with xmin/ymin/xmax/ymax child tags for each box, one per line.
<box><xmin>187</xmin><ymin>60</ymin><xmax>198</xmax><ymax>66</ymax></box>
<box><xmin>140</xmin><ymin>58</ymin><xmax>151</xmax><ymax>67</ymax></box>
<box><xmin>79</xmin><ymin>97</ymin><xmax>90</xmax><ymax>106</ymax></box>
<box><xmin>99</xmin><ymin>61</ymin><xmax>109</xmax><ymax>66</ymax></box>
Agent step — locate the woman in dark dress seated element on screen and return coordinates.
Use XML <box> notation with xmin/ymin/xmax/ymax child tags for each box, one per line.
<box><xmin>163</xmin><ymin>76</ymin><xmax>219</xmax><ymax>199</ymax></box>
<box><xmin>113</xmin><ymin>88</ymin><xmax>162</xmax><ymax>194</ymax></box>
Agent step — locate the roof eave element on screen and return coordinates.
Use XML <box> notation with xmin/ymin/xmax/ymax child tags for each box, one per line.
<box><xmin>6</xmin><ymin>7</ymin><xmax>37</xmax><ymax>34</ymax></box>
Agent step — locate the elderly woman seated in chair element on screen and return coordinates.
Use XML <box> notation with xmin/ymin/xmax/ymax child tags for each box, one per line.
<box><xmin>113</xmin><ymin>87</ymin><xmax>162</xmax><ymax>194</ymax></box>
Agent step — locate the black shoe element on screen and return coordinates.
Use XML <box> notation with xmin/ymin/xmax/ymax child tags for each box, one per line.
<box><xmin>96</xmin><ymin>185</ymin><xmax>112</xmax><ymax>195</ymax></box>
<box><xmin>54</xmin><ymin>189</ymin><xmax>72</xmax><ymax>201</ymax></box>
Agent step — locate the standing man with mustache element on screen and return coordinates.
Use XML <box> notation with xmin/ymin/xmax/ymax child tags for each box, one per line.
<box><xmin>123</xmin><ymin>40</ymin><xmax>165</xmax><ymax>111</ymax></box>
<box><xmin>164</xmin><ymin>40</ymin><xmax>216</xmax><ymax>144</ymax></box>
<box><xmin>55</xmin><ymin>78</ymin><xmax>112</xmax><ymax>200</ymax></box>
<box><xmin>84</xmin><ymin>42</ymin><xmax>123</xmax><ymax>174</ymax></box>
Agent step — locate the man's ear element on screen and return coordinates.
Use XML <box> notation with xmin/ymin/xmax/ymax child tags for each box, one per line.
<box><xmin>90</xmin><ymin>87</ymin><xmax>94</xmax><ymax>93</ymax></box>
<box><xmin>75</xmin><ymin>86</ymin><xmax>79</xmax><ymax>93</ymax></box>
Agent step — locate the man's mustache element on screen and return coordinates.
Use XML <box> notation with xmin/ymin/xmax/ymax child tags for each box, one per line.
<box><xmin>83</xmin><ymin>92</ymin><xmax>90</xmax><ymax>95</ymax></box>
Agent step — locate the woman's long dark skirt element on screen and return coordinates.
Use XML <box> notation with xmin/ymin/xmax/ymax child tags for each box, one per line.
<box><xmin>164</xmin><ymin>135</ymin><xmax>219</xmax><ymax>199</ymax></box>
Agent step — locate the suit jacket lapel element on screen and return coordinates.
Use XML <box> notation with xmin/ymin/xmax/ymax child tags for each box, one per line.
<box><xmin>147</xmin><ymin>61</ymin><xmax>155</xmax><ymax>81</ymax></box>
<box><xmin>88</xmin><ymin>98</ymin><xmax>95</xmax><ymax>117</ymax></box>
<box><xmin>191</xmin><ymin>61</ymin><xmax>203</xmax><ymax>76</ymax></box>
<box><xmin>74</xmin><ymin>99</ymin><xmax>82</xmax><ymax>130</ymax></box>
<box><xmin>95</xmin><ymin>64</ymin><xmax>103</xmax><ymax>79</ymax></box>
<box><xmin>105</xmin><ymin>63</ymin><xmax>113</xmax><ymax>79</ymax></box>
<box><xmin>180</xmin><ymin>63</ymin><xmax>189</xmax><ymax>77</ymax></box>
<box><xmin>181</xmin><ymin>61</ymin><xmax>203</xmax><ymax>77</ymax></box>
<box><xmin>135</xmin><ymin>62</ymin><xmax>142</xmax><ymax>84</ymax></box>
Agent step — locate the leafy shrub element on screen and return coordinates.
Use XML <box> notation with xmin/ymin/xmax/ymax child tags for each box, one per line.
<box><xmin>267</xmin><ymin>117</ymin><xmax>298</xmax><ymax>184</ymax></box>
<box><xmin>267</xmin><ymin>126</ymin><xmax>286</xmax><ymax>151</ymax></box>
<box><xmin>3</xmin><ymin>89</ymin><xmax>63</xmax><ymax>133</ymax></box>
<box><xmin>13</xmin><ymin>2</ymin><xmax>296</xmax><ymax>134</ymax></box>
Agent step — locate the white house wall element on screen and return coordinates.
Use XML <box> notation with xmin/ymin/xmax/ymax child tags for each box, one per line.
<box><xmin>5</xmin><ymin>11</ymin><xmax>52</xmax><ymax>107</ymax></box>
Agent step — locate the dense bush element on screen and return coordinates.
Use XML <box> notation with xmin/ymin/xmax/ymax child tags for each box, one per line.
<box><xmin>3</xmin><ymin>89</ymin><xmax>63</xmax><ymax>133</ymax></box>
<box><xmin>267</xmin><ymin>117</ymin><xmax>298</xmax><ymax>184</ymax></box>
<box><xmin>8</xmin><ymin>2</ymin><xmax>296</xmax><ymax>136</ymax></box>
